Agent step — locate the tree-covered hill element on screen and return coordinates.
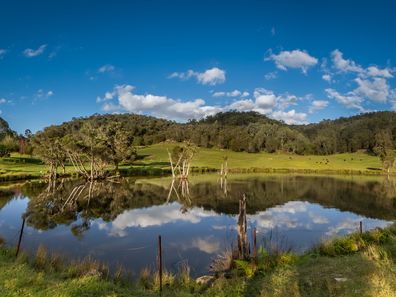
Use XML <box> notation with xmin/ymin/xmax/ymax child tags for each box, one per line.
<box><xmin>29</xmin><ymin>111</ymin><xmax>396</xmax><ymax>157</ymax></box>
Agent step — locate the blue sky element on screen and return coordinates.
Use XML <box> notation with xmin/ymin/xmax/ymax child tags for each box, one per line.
<box><xmin>1</xmin><ymin>0</ymin><xmax>396</xmax><ymax>133</ymax></box>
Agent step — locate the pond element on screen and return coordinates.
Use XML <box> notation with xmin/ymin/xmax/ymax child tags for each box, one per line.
<box><xmin>0</xmin><ymin>174</ymin><xmax>395</xmax><ymax>277</ymax></box>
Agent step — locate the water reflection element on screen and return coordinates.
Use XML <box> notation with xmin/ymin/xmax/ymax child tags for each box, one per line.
<box><xmin>0</xmin><ymin>174</ymin><xmax>395</xmax><ymax>276</ymax></box>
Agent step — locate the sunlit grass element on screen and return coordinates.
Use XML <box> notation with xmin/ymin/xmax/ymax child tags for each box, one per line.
<box><xmin>0</xmin><ymin>142</ymin><xmax>391</xmax><ymax>182</ymax></box>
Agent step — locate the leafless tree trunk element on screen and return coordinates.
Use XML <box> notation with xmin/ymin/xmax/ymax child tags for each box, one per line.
<box><xmin>237</xmin><ymin>194</ymin><xmax>249</xmax><ymax>259</ymax></box>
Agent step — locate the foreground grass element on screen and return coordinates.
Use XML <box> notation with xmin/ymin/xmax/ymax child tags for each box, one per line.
<box><xmin>1</xmin><ymin>225</ymin><xmax>396</xmax><ymax>296</ymax></box>
<box><xmin>0</xmin><ymin>143</ymin><xmax>391</xmax><ymax>181</ymax></box>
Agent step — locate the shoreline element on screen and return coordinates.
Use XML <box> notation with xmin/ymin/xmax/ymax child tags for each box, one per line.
<box><xmin>0</xmin><ymin>165</ymin><xmax>394</xmax><ymax>183</ymax></box>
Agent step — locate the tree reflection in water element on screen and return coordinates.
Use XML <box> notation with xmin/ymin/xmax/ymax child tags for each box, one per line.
<box><xmin>18</xmin><ymin>175</ymin><xmax>396</xmax><ymax>239</ymax></box>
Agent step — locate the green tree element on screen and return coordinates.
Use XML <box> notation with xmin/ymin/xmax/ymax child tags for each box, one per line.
<box><xmin>32</xmin><ymin>126</ymin><xmax>66</xmax><ymax>180</ymax></box>
<box><xmin>100</xmin><ymin>122</ymin><xmax>137</xmax><ymax>174</ymax></box>
<box><xmin>374</xmin><ymin>130</ymin><xmax>395</xmax><ymax>174</ymax></box>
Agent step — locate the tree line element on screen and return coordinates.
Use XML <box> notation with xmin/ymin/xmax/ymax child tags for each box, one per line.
<box><xmin>1</xmin><ymin>110</ymin><xmax>396</xmax><ymax>176</ymax></box>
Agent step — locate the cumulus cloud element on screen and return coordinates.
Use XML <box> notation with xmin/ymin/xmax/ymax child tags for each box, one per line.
<box><xmin>354</xmin><ymin>77</ymin><xmax>389</xmax><ymax>102</ymax></box>
<box><xmin>331</xmin><ymin>49</ymin><xmax>394</xmax><ymax>78</ymax></box>
<box><xmin>23</xmin><ymin>44</ymin><xmax>47</xmax><ymax>57</ymax></box>
<box><xmin>265</xmin><ymin>49</ymin><xmax>318</xmax><ymax>74</ymax></box>
<box><xmin>98</xmin><ymin>85</ymin><xmax>309</xmax><ymax>124</ymax></box>
<box><xmin>169</xmin><ymin>67</ymin><xmax>226</xmax><ymax>85</ymax></box>
<box><xmin>98</xmin><ymin>64</ymin><xmax>115</xmax><ymax>73</ymax></box>
<box><xmin>325</xmin><ymin>88</ymin><xmax>365</xmax><ymax>112</ymax></box>
<box><xmin>253</xmin><ymin>88</ymin><xmax>277</xmax><ymax>109</ymax></box>
<box><xmin>309</xmin><ymin>100</ymin><xmax>329</xmax><ymax>114</ymax></box>
<box><xmin>327</xmin><ymin>50</ymin><xmax>395</xmax><ymax>111</ymax></box>
<box><xmin>331</xmin><ymin>49</ymin><xmax>364</xmax><ymax>74</ymax></box>
<box><xmin>271</xmin><ymin>110</ymin><xmax>307</xmax><ymax>124</ymax></box>
<box><xmin>98</xmin><ymin>84</ymin><xmax>222</xmax><ymax>121</ymax></box>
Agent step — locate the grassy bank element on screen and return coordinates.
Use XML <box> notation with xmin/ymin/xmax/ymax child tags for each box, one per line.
<box><xmin>1</xmin><ymin>225</ymin><xmax>396</xmax><ymax>296</ymax></box>
<box><xmin>0</xmin><ymin>143</ymin><xmax>392</xmax><ymax>182</ymax></box>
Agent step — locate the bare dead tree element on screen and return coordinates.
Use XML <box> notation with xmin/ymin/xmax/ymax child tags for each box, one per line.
<box><xmin>237</xmin><ymin>194</ymin><xmax>249</xmax><ymax>259</ymax></box>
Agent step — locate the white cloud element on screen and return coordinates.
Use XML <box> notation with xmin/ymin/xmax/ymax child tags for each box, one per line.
<box><xmin>331</xmin><ymin>49</ymin><xmax>363</xmax><ymax>74</ymax></box>
<box><xmin>98</xmin><ymin>64</ymin><xmax>115</xmax><ymax>73</ymax></box>
<box><xmin>100</xmin><ymin>84</ymin><xmax>222</xmax><ymax>121</ymax></box>
<box><xmin>36</xmin><ymin>89</ymin><xmax>54</xmax><ymax>99</ymax></box>
<box><xmin>23</xmin><ymin>44</ymin><xmax>47</xmax><ymax>57</ymax></box>
<box><xmin>309</xmin><ymin>100</ymin><xmax>329</xmax><ymax>114</ymax></box>
<box><xmin>331</xmin><ymin>49</ymin><xmax>394</xmax><ymax>78</ymax></box>
<box><xmin>271</xmin><ymin>109</ymin><xmax>307</xmax><ymax>124</ymax></box>
<box><xmin>322</xmin><ymin>74</ymin><xmax>332</xmax><ymax>83</ymax></box>
<box><xmin>354</xmin><ymin>77</ymin><xmax>389</xmax><ymax>102</ymax></box>
<box><xmin>264</xmin><ymin>71</ymin><xmax>277</xmax><ymax>80</ymax></box>
<box><xmin>99</xmin><ymin>85</ymin><xmax>309</xmax><ymax>124</ymax></box>
<box><xmin>169</xmin><ymin>67</ymin><xmax>226</xmax><ymax>85</ymax></box>
<box><xmin>0</xmin><ymin>49</ymin><xmax>7</xmax><ymax>59</ymax></box>
<box><xmin>325</xmin><ymin>88</ymin><xmax>365</xmax><ymax>112</ymax></box>
<box><xmin>266</xmin><ymin>49</ymin><xmax>318</xmax><ymax>74</ymax></box>
<box><xmin>228</xmin><ymin>99</ymin><xmax>256</xmax><ymax>112</ymax></box>
<box><xmin>212</xmin><ymin>91</ymin><xmax>226</xmax><ymax>97</ymax></box>
<box><xmin>254</xmin><ymin>88</ymin><xmax>277</xmax><ymax>109</ymax></box>
<box><xmin>366</xmin><ymin>66</ymin><xmax>393</xmax><ymax>78</ymax></box>
<box><xmin>197</xmin><ymin>67</ymin><xmax>226</xmax><ymax>85</ymax></box>
<box><xmin>212</xmin><ymin>89</ymin><xmax>249</xmax><ymax>98</ymax></box>
<box><xmin>327</xmin><ymin>50</ymin><xmax>395</xmax><ymax>110</ymax></box>
<box><xmin>102</xmin><ymin>102</ymin><xmax>120</xmax><ymax>112</ymax></box>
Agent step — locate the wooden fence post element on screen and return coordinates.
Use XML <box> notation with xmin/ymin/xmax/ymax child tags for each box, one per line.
<box><xmin>157</xmin><ymin>235</ymin><xmax>162</xmax><ymax>292</ymax></box>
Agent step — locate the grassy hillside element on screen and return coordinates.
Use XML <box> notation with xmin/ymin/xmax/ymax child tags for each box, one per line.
<box><xmin>138</xmin><ymin>142</ymin><xmax>387</xmax><ymax>174</ymax></box>
<box><xmin>0</xmin><ymin>143</ymin><xmax>391</xmax><ymax>181</ymax></box>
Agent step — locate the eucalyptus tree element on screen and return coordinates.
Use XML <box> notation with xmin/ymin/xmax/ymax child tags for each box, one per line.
<box><xmin>374</xmin><ymin>130</ymin><xmax>395</xmax><ymax>175</ymax></box>
<box><xmin>99</xmin><ymin>122</ymin><xmax>137</xmax><ymax>174</ymax></box>
<box><xmin>32</xmin><ymin>126</ymin><xmax>67</xmax><ymax>180</ymax></box>
<box><xmin>63</xmin><ymin>120</ymin><xmax>109</xmax><ymax>181</ymax></box>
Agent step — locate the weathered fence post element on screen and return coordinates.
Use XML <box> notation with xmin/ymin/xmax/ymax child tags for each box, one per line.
<box><xmin>359</xmin><ymin>221</ymin><xmax>363</xmax><ymax>235</ymax></box>
<box><xmin>16</xmin><ymin>217</ymin><xmax>26</xmax><ymax>257</ymax></box>
<box><xmin>157</xmin><ymin>235</ymin><xmax>163</xmax><ymax>292</ymax></box>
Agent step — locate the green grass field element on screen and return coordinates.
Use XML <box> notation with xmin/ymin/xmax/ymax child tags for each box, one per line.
<box><xmin>138</xmin><ymin>142</ymin><xmax>387</xmax><ymax>173</ymax></box>
<box><xmin>0</xmin><ymin>143</ymin><xmax>391</xmax><ymax>182</ymax></box>
<box><xmin>1</xmin><ymin>225</ymin><xmax>396</xmax><ymax>296</ymax></box>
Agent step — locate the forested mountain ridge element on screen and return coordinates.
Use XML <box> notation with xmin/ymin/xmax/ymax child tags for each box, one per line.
<box><xmin>28</xmin><ymin>110</ymin><xmax>396</xmax><ymax>156</ymax></box>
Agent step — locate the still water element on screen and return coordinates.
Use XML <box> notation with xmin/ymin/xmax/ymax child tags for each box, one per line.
<box><xmin>0</xmin><ymin>174</ymin><xmax>395</xmax><ymax>277</ymax></box>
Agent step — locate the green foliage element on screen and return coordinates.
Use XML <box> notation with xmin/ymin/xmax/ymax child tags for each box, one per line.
<box><xmin>234</xmin><ymin>259</ymin><xmax>256</xmax><ymax>278</ymax></box>
<box><xmin>374</xmin><ymin>130</ymin><xmax>395</xmax><ymax>173</ymax></box>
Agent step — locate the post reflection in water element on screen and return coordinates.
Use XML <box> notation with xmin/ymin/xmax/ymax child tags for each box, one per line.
<box><xmin>0</xmin><ymin>174</ymin><xmax>395</xmax><ymax>277</ymax></box>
